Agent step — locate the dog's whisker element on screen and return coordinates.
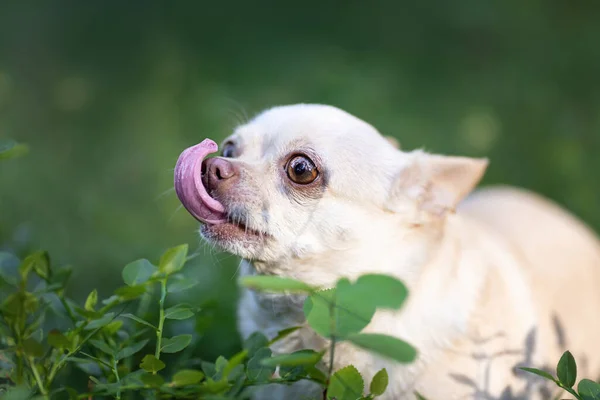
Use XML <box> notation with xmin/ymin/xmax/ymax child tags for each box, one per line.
<box><xmin>155</xmin><ymin>187</ymin><xmax>176</xmax><ymax>201</ymax></box>
<box><xmin>167</xmin><ymin>205</ymin><xmax>184</xmax><ymax>222</ymax></box>
<box><xmin>231</xmin><ymin>259</ymin><xmax>244</xmax><ymax>280</ymax></box>
<box><xmin>223</xmin><ymin>97</ymin><xmax>250</xmax><ymax>125</ymax></box>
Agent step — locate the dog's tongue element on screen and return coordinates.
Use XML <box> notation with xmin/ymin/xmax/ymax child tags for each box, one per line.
<box><xmin>174</xmin><ymin>139</ymin><xmax>227</xmax><ymax>224</ymax></box>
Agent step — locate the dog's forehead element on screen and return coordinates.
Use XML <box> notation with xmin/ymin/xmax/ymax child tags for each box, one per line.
<box><xmin>233</xmin><ymin>104</ymin><xmax>391</xmax><ymax>160</ymax></box>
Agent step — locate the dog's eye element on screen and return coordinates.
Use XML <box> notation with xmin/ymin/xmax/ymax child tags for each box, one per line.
<box><xmin>286</xmin><ymin>155</ymin><xmax>318</xmax><ymax>184</ymax></box>
<box><xmin>221</xmin><ymin>142</ymin><xmax>237</xmax><ymax>158</ymax></box>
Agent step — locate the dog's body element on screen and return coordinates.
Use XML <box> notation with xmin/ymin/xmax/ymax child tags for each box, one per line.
<box><xmin>174</xmin><ymin>104</ymin><xmax>600</xmax><ymax>399</ymax></box>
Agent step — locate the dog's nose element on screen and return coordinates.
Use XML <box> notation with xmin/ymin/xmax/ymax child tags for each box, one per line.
<box><xmin>202</xmin><ymin>157</ymin><xmax>239</xmax><ymax>194</ymax></box>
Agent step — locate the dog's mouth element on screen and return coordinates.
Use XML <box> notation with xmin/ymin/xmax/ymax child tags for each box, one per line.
<box><xmin>174</xmin><ymin>139</ymin><xmax>267</xmax><ymax>242</ymax></box>
<box><xmin>174</xmin><ymin>139</ymin><xmax>228</xmax><ymax>225</ymax></box>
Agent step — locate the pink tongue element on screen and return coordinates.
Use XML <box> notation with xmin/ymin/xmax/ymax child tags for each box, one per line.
<box><xmin>174</xmin><ymin>139</ymin><xmax>227</xmax><ymax>224</ymax></box>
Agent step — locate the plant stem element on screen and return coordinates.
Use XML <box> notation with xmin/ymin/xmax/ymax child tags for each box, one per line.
<box><xmin>124</xmin><ymin>284</ymin><xmax>154</xmax><ymax>374</ymax></box>
<box><xmin>323</xmin><ymin>289</ymin><xmax>338</xmax><ymax>400</ymax></box>
<box><xmin>112</xmin><ymin>359</ymin><xmax>121</xmax><ymax>399</ymax></box>
<box><xmin>326</xmin><ymin>290</ymin><xmax>337</xmax><ymax>384</ymax></box>
<box><xmin>28</xmin><ymin>356</ymin><xmax>48</xmax><ymax>397</ymax></box>
<box><xmin>154</xmin><ymin>279</ymin><xmax>167</xmax><ymax>364</ymax></box>
<box><xmin>45</xmin><ymin>354</ymin><xmax>66</xmax><ymax>389</ymax></box>
<box><xmin>328</xmin><ymin>337</ymin><xmax>336</xmax><ymax>381</ymax></box>
<box><xmin>59</xmin><ymin>297</ymin><xmax>77</xmax><ymax>325</ymax></box>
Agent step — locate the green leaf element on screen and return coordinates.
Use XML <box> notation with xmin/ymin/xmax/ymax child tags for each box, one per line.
<box><xmin>29</xmin><ymin>328</ymin><xmax>44</xmax><ymax>343</ymax></box>
<box><xmin>167</xmin><ymin>275</ymin><xmax>199</xmax><ymax>293</ymax></box>
<box><xmin>203</xmin><ymin>377</ymin><xmax>230</xmax><ymax>393</ymax></box>
<box><xmin>158</xmin><ymin>244</ymin><xmax>188</xmax><ymax>275</ymax></box>
<box><xmin>578</xmin><ymin>379</ymin><xmax>600</xmax><ymax>400</ymax></box>
<box><xmin>1</xmin><ymin>291</ymin><xmax>39</xmax><ymax>317</ymax></box>
<box><xmin>122</xmin><ymin>259</ymin><xmax>157</xmax><ymax>286</ymax></box>
<box><xmin>304</xmin><ymin>280</ymin><xmax>376</xmax><ymax>338</ymax></box>
<box><xmin>243</xmin><ymin>332</ymin><xmax>269</xmax><ymax>358</ymax></box>
<box><xmin>89</xmin><ymin>339</ymin><xmax>114</xmax><ymax>355</ymax></box>
<box><xmin>240</xmin><ymin>275</ymin><xmax>315</xmax><ymax>293</ymax></box>
<box><xmin>171</xmin><ymin>369</ymin><xmax>205</xmax><ymax>386</ymax></box>
<box><xmin>355</xmin><ymin>274</ymin><xmax>408</xmax><ymax>310</ymax></box>
<box><xmin>303</xmin><ymin>288</ymin><xmax>335</xmax><ymax>337</ymax></box>
<box><xmin>370</xmin><ymin>368</ymin><xmax>389</xmax><ymax>396</ymax></box>
<box><xmin>164</xmin><ymin>304</ymin><xmax>194</xmax><ymax>320</ymax></box>
<box><xmin>201</xmin><ymin>361</ymin><xmax>216</xmax><ymax>378</ymax></box>
<box><xmin>211</xmin><ymin>355</ymin><xmax>229</xmax><ymax>381</ymax></box>
<box><xmin>116</xmin><ymin>339</ymin><xmax>149</xmax><ymax>360</ymax></box>
<box><xmin>84</xmin><ymin>313</ymin><xmax>115</xmax><ymax>330</ymax></box>
<box><xmin>161</xmin><ymin>334</ymin><xmax>192</xmax><ymax>353</ymax></box>
<box><xmin>141</xmin><ymin>372</ymin><xmax>165</xmax><ymax>387</ymax></box>
<box><xmin>0</xmin><ymin>385</ymin><xmax>34</xmax><ymax>400</ymax></box>
<box><xmin>246</xmin><ymin>348</ymin><xmax>274</xmax><ymax>382</ymax></box>
<box><xmin>18</xmin><ymin>251</ymin><xmax>50</xmax><ymax>283</ymax></box>
<box><xmin>84</xmin><ymin>289</ymin><xmax>98</xmax><ymax>311</ymax></box>
<box><xmin>114</xmin><ymin>285</ymin><xmax>146</xmax><ymax>300</ymax></box>
<box><xmin>72</xmin><ymin>359</ymin><xmax>102</xmax><ymax>376</ymax></box>
<box><xmin>268</xmin><ymin>326</ymin><xmax>302</xmax><ymax>346</ymax></box>
<box><xmin>260</xmin><ymin>349</ymin><xmax>324</xmax><ymax>367</ymax></box>
<box><xmin>307</xmin><ymin>365</ymin><xmax>328</xmax><ymax>384</ymax></box>
<box><xmin>415</xmin><ymin>392</ymin><xmax>428</xmax><ymax>400</ymax></box>
<box><xmin>334</xmin><ymin>279</ymin><xmax>377</xmax><ymax>336</ymax></box>
<box><xmin>279</xmin><ymin>364</ymin><xmax>308</xmax><ymax>381</ymax></box>
<box><xmin>103</xmin><ymin>320</ymin><xmax>123</xmax><ymax>335</ymax></box>
<box><xmin>140</xmin><ymin>354</ymin><xmax>166</xmax><ymax>373</ymax></box>
<box><xmin>22</xmin><ymin>338</ymin><xmax>44</xmax><ymax>357</ymax></box>
<box><xmin>347</xmin><ymin>333</ymin><xmax>417</xmax><ymax>363</ymax></box>
<box><xmin>557</xmin><ymin>350</ymin><xmax>577</xmax><ymax>388</ymax></box>
<box><xmin>31</xmin><ymin>251</ymin><xmax>51</xmax><ymax>281</ymax></box>
<box><xmin>52</xmin><ymin>265</ymin><xmax>73</xmax><ymax>287</ymax></box>
<box><xmin>47</xmin><ymin>329</ymin><xmax>71</xmax><ymax>349</ymax></box>
<box><xmin>0</xmin><ymin>252</ymin><xmax>19</xmax><ymax>286</ymax></box>
<box><xmin>215</xmin><ymin>355</ymin><xmax>228</xmax><ymax>372</ymax></box>
<box><xmin>18</xmin><ymin>257</ymin><xmax>33</xmax><ymax>282</ymax></box>
<box><xmin>121</xmin><ymin>313</ymin><xmax>157</xmax><ymax>330</ymax></box>
<box><xmin>74</xmin><ymin>306</ymin><xmax>101</xmax><ymax>320</ymax></box>
<box><xmin>327</xmin><ymin>365</ymin><xmax>364</xmax><ymax>400</ymax></box>
<box><xmin>518</xmin><ymin>367</ymin><xmax>556</xmax><ymax>382</ymax></box>
<box><xmin>101</xmin><ymin>295</ymin><xmax>120</xmax><ymax>306</ymax></box>
<box><xmin>223</xmin><ymin>350</ymin><xmax>248</xmax><ymax>378</ymax></box>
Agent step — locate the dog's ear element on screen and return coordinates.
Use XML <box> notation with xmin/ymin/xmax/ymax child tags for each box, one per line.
<box><xmin>390</xmin><ymin>151</ymin><xmax>488</xmax><ymax>215</ymax></box>
<box><xmin>385</xmin><ymin>136</ymin><xmax>400</xmax><ymax>149</ymax></box>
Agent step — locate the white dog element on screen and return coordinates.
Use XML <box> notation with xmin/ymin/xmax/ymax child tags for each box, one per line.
<box><xmin>174</xmin><ymin>104</ymin><xmax>600</xmax><ymax>399</ymax></box>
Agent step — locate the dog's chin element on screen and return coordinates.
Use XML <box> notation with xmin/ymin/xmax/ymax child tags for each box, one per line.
<box><xmin>199</xmin><ymin>221</ymin><xmax>268</xmax><ymax>259</ymax></box>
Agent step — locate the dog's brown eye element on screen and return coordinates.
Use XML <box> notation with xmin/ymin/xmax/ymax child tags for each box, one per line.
<box><xmin>221</xmin><ymin>142</ymin><xmax>236</xmax><ymax>158</ymax></box>
<box><xmin>286</xmin><ymin>155</ymin><xmax>318</xmax><ymax>184</ymax></box>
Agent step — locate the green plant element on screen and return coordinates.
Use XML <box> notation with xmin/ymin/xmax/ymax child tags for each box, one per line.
<box><xmin>0</xmin><ymin>244</ymin><xmax>417</xmax><ymax>400</ymax></box>
<box><xmin>521</xmin><ymin>350</ymin><xmax>600</xmax><ymax>399</ymax></box>
<box><xmin>240</xmin><ymin>273</ymin><xmax>417</xmax><ymax>399</ymax></box>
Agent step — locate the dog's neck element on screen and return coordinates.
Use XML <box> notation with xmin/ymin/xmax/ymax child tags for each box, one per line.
<box><xmin>241</xmin><ymin>213</ymin><xmax>491</xmax><ymax>345</ymax></box>
<box><xmin>387</xmin><ymin>214</ymin><xmax>490</xmax><ymax>348</ymax></box>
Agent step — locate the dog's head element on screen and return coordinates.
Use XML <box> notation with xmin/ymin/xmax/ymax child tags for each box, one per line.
<box><xmin>175</xmin><ymin>104</ymin><xmax>487</xmax><ymax>283</ymax></box>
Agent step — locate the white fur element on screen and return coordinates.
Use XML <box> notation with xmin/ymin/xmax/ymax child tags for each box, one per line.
<box><xmin>199</xmin><ymin>104</ymin><xmax>600</xmax><ymax>399</ymax></box>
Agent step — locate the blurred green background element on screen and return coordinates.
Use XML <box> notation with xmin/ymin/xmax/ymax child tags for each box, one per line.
<box><xmin>1</xmin><ymin>1</ymin><xmax>599</xmax><ymax>361</ymax></box>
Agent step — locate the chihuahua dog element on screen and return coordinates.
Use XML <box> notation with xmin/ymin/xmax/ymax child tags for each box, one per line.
<box><xmin>174</xmin><ymin>104</ymin><xmax>600</xmax><ymax>399</ymax></box>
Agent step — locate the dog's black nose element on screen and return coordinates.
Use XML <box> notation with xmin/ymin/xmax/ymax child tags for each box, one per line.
<box><xmin>202</xmin><ymin>157</ymin><xmax>239</xmax><ymax>194</ymax></box>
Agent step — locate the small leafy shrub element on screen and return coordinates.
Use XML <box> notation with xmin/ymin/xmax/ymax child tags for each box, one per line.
<box><xmin>0</xmin><ymin>246</ymin><xmax>417</xmax><ymax>400</ymax></box>
<box><xmin>240</xmin><ymin>273</ymin><xmax>418</xmax><ymax>399</ymax></box>
<box><xmin>521</xmin><ymin>351</ymin><xmax>600</xmax><ymax>400</ymax></box>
